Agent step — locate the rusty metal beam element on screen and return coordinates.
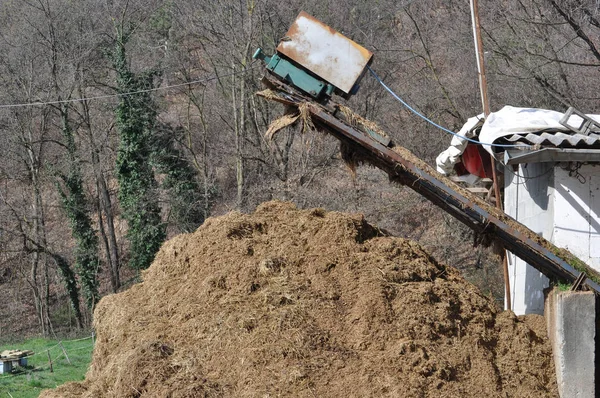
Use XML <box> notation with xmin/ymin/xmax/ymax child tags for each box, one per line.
<box><xmin>306</xmin><ymin>105</ymin><xmax>600</xmax><ymax>294</ymax></box>
<box><xmin>257</xmin><ymin>84</ymin><xmax>600</xmax><ymax>294</ymax></box>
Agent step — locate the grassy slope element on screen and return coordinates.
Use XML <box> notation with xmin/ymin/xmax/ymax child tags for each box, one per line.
<box><xmin>0</xmin><ymin>337</ymin><xmax>93</xmax><ymax>398</ymax></box>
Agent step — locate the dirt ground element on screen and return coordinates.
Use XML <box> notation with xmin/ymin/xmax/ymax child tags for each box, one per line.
<box><xmin>40</xmin><ymin>201</ymin><xmax>557</xmax><ymax>397</ymax></box>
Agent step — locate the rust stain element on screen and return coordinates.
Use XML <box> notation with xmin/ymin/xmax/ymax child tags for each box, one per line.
<box><xmin>280</xmin><ymin>11</ymin><xmax>373</xmax><ymax>58</ymax></box>
<box><xmin>284</xmin><ymin>19</ymin><xmax>300</xmax><ymax>39</ymax></box>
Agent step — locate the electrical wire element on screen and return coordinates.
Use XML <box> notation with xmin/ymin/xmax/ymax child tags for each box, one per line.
<box><xmin>504</xmin><ymin>163</ymin><xmax>554</xmax><ymax>184</ymax></box>
<box><xmin>0</xmin><ymin>63</ymin><xmax>261</xmax><ymax>109</ymax></box>
<box><xmin>27</xmin><ymin>342</ymin><xmax>61</xmax><ymax>357</ymax></box>
<box><xmin>366</xmin><ymin>65</ymin><xmax>532</xmax><ymax>149</ymax></box>
<box><xmin>62</xmin><ymin>335</ymin><xmax>94</xmax><ymax>343</ymax></box>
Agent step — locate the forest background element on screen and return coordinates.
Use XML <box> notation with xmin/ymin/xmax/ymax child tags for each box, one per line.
<box><xmin>0</xmin><ymin>0</ymin><xmax>598</xmax><ymax>339</ymax></box>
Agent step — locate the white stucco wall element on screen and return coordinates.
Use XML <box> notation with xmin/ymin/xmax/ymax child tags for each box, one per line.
<box><xmin>504</xmin><ymin>162</ymin><xmax>600</xmax><ymax>315</ymax></box>
<box><xmin>592</xmin><ymin>172</ymin><xmax>600</xmax><ymax>258</ymax></box>
<box><xmin>504</xmin><ymin>163</ymin><xmax>554</xmax><ymax>315</ymax></box>
<box><xmin>554</xmin><ymin>165</ymin><xmax>600</xmax><ymax>270</ymax></box>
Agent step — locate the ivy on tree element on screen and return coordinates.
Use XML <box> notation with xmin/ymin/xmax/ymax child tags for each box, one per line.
<box><xmin>113</xmin><ymin>29</ymin><xmax>166</xmax><ymax>270</ymax></box>
<box><xmin>151</xmin><ymin>123</ymin><xmax>206</xmax><ymax>233</ymax></box>
<box><xmin>55</xmin><ymin>106</ymin><xmax>100</xmax><ymax>315</ymax></box>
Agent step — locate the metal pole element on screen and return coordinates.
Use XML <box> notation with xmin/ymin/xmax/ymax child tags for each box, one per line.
<box><xmin>470</xmin><ymin>0</ymin><xmax>512</xmax><ymax>311</ymax></box>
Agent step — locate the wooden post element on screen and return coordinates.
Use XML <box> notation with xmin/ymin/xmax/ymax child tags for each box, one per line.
<box><xmin>470</xmin><ymin>0</ymin><xmax>511</xmax><ymax>311</ymax></box>
<box><xmin>490</xmin><ymin>158</ymin><xmax>511</xmax><ymax>311</ymax></box>
<box><xmin>470</xmin><ymin>0</ymin><xmax>490</xmax><ymax>116</ymax></box>
<box><xmin>47</xmin><ymin>350</ymin><xmax>53</xmax><ymax>373</ymax></box>
<box><xmin>59</xmin><ymin>341</ymin><xmax>71</xmax><ymax>365</ymax></box>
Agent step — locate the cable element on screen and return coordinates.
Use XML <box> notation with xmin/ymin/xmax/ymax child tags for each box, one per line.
<box><xmin>0</xmin><ymin>63</ymin><xmax>261</xmax><ymax>109</ymax></box>
<box><xmin>27</xmin><ymin>342</ymin><xmax>61</xmax><ymax>357</ymax></box>
<box><xmin>60</xmin><ymin>335</ymin><xmax>94</xmax><ymax>344</ymax></box>
<box><xmin>61</xmin><ymin>344</ymin><xmax>94</xmax><ymax>353</ymax></box>
<box><xmin>504</xmin><ymin>163</ymin><xmax>554</xmax><ymax>184</ymax></box>
<box><xmin>367</xmin><ymin>65</ymin><xmax>532</xmax><ymax>149</ymax></box>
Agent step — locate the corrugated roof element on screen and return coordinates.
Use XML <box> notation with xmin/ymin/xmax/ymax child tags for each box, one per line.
<box><xmin>478</xmin><ymin>106</ymin><xmax>600</xmax><ymax>159</ymax></box>
<box><xmin>500</xmin><ymin>130</ymin><xmax>600</xmax><ymax>148</ymax></box>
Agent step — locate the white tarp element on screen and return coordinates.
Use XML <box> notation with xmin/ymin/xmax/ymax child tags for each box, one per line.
<box><xmin>478</xmin><ymin>105</ymin><xmax>600</xmax><ymax>156</ymax></box>
<box><xmin>435</xmin><ymin>114</ymin><xmax>483</xmax><ymax>175</ymax></box>
<box><xmin>437</xmin><ymin>106</ymin><xmax>600</xmax><ymax>171</ymax></box>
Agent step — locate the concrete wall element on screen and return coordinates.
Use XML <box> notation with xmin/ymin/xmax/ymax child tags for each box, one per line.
<box><xmin>545</xmin><ymin>288</ymin><xmax>595</xmax><ymax>398</ymax></box>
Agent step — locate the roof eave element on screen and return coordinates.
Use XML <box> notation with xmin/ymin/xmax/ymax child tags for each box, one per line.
<box><xmin>504</xmin><ymin>148</ymin><xmax>600</xmax><ymax>165</ymax></box>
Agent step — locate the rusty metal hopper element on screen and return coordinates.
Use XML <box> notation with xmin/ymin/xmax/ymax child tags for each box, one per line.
<box><xmin>277</xmin><ymin>11</ymin><xmax>373</xmax><ymax>95</ymax></box>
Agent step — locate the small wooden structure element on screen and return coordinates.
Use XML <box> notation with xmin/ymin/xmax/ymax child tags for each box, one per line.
<box><xmin>0</xmin><ymin>349</ymin><xmax>34</xmax><ymax>374</ymax></box>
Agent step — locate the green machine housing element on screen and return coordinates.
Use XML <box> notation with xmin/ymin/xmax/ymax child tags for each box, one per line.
<box><xmin>253</xmin><ymin>48</ymin><xmax>335</xmax><ymax>99</ymax></box>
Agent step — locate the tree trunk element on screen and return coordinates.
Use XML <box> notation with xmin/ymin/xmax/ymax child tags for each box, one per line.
<box><xmin>78</xmin><ymin>90</ymin><xmax>121</xmax><ymax>293</ymax></box>
<box><xmin>232</xmin><ymin>63</ymin><xmax>245</xmax><ymax>210</ymax></box>
<box><xmin>27</xmin><ymin>136</ymin><xmax>49</xmax><ymax>336</ymax></box>
<box><xmin>95</xmin><ymin>155</ymin><xmax>121</xmax><ymax>292</ymax></box>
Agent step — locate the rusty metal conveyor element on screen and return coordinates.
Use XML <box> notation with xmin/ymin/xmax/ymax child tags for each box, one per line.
<box><xmin>258</xmin><ymin>85</ymin><xmax>600</xmax><ymax>295</ymax></box>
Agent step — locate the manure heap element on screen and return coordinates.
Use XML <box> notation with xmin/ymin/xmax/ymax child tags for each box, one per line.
<box><xmin>42</xmin><ymin>201</ymin><xmax>557</xmax><ymax>397</ymax></box>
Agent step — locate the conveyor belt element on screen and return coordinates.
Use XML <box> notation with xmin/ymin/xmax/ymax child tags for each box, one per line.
<box><xmin>258</xmin><ymin>79</ymin><xmax>600</xmax><ymax>295</ymax></box>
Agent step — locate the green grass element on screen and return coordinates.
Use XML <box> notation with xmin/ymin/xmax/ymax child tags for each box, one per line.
<box><xmin>557</xmin><ymin>281</ymin><xmax>572</xmax><ymax>291</ymax></box>
<box><xmin>0</xmin><ymin>336</ymin><xmax>94</xmax><ymax>398</ymax></box>
<box><xmin>551</xmin><ymin>246</ymin><xmax>600</xmax><ymax>286</ymax></box>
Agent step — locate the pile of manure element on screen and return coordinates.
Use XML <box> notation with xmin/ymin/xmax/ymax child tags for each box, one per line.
<box><xmin>41</xmin><ymin>201</ymin><xmax>557</xmax><ymax>397</ymax></box>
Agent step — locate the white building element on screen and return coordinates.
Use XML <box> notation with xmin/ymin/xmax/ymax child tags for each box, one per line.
<box><xmin>504</xmin><ymin>161</ymin><xmax>600</xmax><ymax>314</ymax></box>
<box><xmin>437</xmin><ymin>105</ymin><xmax>600</xmax><ymax>315</ymax></box>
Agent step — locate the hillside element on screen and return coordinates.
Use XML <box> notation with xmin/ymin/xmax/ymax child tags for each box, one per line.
<box><xmin>0</xmin><ymin>0</ymin><xmax>597</xmax><ymax>352</ymax></box>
